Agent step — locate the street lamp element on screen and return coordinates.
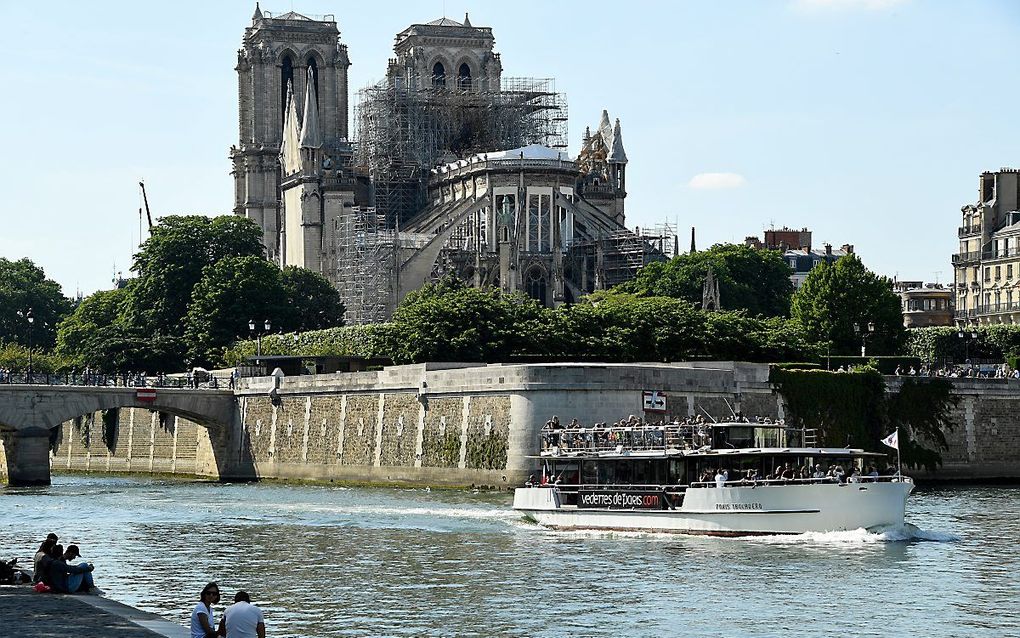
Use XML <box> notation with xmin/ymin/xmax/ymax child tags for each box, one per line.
<box><xmin>26</xmin><ymin>309</ymin><xmax>34</xmax><ymax>383</ymax></box>
<box><xmin>249</xmin><ymin>319</ymin><xmax>271</xmax><ymax>360</ymax></box>
<box><xmin>957</xmin><ymin>325</ymin><xmax>979</xmax><ymax>365</ymax></box>
<box><xmin>853</xmin><ymin>321</ymin><xmax>875</xmax><ymax>357</ymax></box>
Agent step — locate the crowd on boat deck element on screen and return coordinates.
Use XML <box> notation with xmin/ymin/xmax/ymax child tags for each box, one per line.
<box><xmin>694</xmin><ymin>462</ymin><xmax>896</xmax><ymax>487</ymax></box>
<box><xmin>540</xmin><ymin>413</ymin><xmax>785</xmax><ymax>451</ymax></box>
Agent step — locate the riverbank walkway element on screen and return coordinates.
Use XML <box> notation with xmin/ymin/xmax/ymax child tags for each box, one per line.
<box><xmin>0</xmin><ymin>586</ymin><xmax>187</xmax><ymax>637</ymax></box>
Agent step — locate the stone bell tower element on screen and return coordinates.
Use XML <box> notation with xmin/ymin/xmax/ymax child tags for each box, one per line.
<box><xmin>231</xmin><ymin>4</ymin><xmax>351</xmax><ymax>262</ymax></box>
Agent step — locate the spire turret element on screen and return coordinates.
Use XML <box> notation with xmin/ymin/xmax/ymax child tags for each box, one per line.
<box><xmin>463</xmin><ymin>12</ymin><xmax>472</xmax><ymax>27</ymax></box>
<box><xmin>253</xmin><ymin>2</ymin><xmax>262</xmax><ymax>21</ymax></box>
<box><xmin>608</xmin><ymin>118</ymin><xmax>628</xmax><ymax>164</ymax></box>
<box><xmin>299</xmin><ymin>67</ymin><xmax>322</xmax><ymax>149</ymax></box>
<box><xmin>279</xmin><ymin>80</ymin><xmax>302</xmax><ymax>174</ymax></box>
<box><xmin>598</xmin><ymin>110</ymin><xmax>612</xmax><ymax>149</ymax></box>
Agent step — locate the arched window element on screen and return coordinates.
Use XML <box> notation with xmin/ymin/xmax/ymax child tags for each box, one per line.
<box><xmin>525</xmin><ymin>267</ymin><xmax>547</xmax><ymax>306</ymax></box>
<box><xmin>307</xmin><ymin>57</ymin><xmax>319</xmax><ymax>108</ymax></box>
<box><xmin>280</xmin><ymin>55</ymin><xmax>294</xmax><ymax>122</ymax></box>
<box><xmin>432</xmin><ymin>62</ymin><xmax>446</xmax><ymax>88</ymax></box>
<box><xmin>457</xmin><ymin>63</ymin><xmax>472</xmax><ymax>91</ymax></box>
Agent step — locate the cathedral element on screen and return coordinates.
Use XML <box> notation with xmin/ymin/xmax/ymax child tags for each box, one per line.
<box><xmin>230</xmin><ymin>6</ymin><xmax>666</xmax><ymax>323</ymax></box>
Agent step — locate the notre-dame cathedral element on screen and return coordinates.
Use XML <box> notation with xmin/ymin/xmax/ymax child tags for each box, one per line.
<box><xmin>230</xmin><ymin>6</ymin><xmax>667</xmax><ymax>323</ymax></box>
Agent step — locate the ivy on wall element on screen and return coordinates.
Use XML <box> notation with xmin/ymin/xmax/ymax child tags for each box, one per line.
<box><xmin>770</xmin><ymin>367</ymin><xmax>956</xmax><ymax>471</ymax></box>
<box><xmin>421</xmin><ymin>431</ymin><xmax>461</xmax><ymax>468</ymax></box>
<box><xmin>466</xmin><ymin>432</ymin><xmax>509</xmax><ymax>470</ymax></box>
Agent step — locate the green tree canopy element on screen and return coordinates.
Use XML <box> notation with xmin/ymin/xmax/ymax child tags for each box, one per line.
<box><xmin>184</xmin><ymin>255</ymin><xmax>290</xmax><ymax>366</ymax></box>
<box><xmin>127</xmin><ymin>215</ymin><xmax>265</xmax><ymax>334</ymax></box>
<box><xmin>0</xmin><ymin>257</ymin><xmax>72</xmax><ymax>349</ymax></box>
<box><xmin>56</xmin><ymin>288</ymin><xmax>128</xmax><ymax>359</ymax></box>
<box><xmin>791</xmin><ymin>253</ymin><xmax>905</xmax><ymax>356</ymax></box>
<box><xmin>618</xmin><ymin>244</ymin><xmax>794</xmax><ymax>317</ymax></box>
<box><xmin>384</xmin><ymin>278</ymin><xmax>547</xmax><ymax>364</ymax></box>
<box><xmin>279</xmin><ymin>266</ymin><xmax>346</xmax><ymax>333</ymax></box>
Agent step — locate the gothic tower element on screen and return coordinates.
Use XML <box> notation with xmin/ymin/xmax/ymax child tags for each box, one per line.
<box><xmin>385</xmin><ymin>13</ymin><xmax>502</xmax><ymax>92</ymax></box>
<box><xmin>231</xmin><ymin>5</ymin><xmax>351</xmax><ymax>262</ymax></box>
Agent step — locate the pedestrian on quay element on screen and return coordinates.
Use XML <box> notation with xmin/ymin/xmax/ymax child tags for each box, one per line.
<box><xmin>191</xmin><ymin>582</ymin><xmax>221</xmax><ymax>638</ymax></box>
<box><xmin>219</xmin><ymin>591</ymin><xmax>266</xmax><ymax>638</ymax></box>
<box><xmin>32</xmin><ymin>533</ymin><xmax>58</xmax><ymax>583</ymax></box>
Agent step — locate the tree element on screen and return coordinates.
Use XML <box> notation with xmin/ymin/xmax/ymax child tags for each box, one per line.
<box><xmin>618</xmin><ymin>244</ymin><xmax>794</xmax><ymax>317</ymax></box>
<box><xmin>56</xmin><ymin>288</ymin><xmax>129</xmax><ymax>359</ymax></box>
<box><xmin>279</xmin><ymin>266</ymin><xmax>346</xmax><ymax>332</ymax></box>
<box><xmin>0</xmin><ymin>257</ymin><xmax>72</xmax><ymax>349</ymax></box>
<box><xmin>791</xmin><ymin>253</ymin><xmax>904</xmax><ymax>356</ymax></box>
<box><xmin>184</xmin><ymin>256</ymin><xmax>290</xmax><ymax>366</ymax></box>
<box><xmin>127</xmin><ymin>215</ymin><xmax>265</xmax><ymax>334</ymax></box>
<box><xmin>384</xmin><ymin>278</ymin><xmax>547</xmax><ymax>364</ymax></box>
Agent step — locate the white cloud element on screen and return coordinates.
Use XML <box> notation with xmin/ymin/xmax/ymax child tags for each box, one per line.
<box><xmin>688</xmin><ymin>172</ymin><xmax>747</xmax><ymax>190</ymax></box>
<box><xmin>791</xmin><ymin>0</ymin><xmax>908</xmax><ymax>11</ymax></box>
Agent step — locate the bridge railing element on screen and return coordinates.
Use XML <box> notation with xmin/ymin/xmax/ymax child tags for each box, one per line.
<box><xmin>0</xmin><ymin>371</ymin><xmax>235</xmax><ymax>390</ymax></box>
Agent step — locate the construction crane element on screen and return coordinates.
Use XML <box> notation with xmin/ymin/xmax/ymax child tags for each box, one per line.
<box><xmin>139</xmin><ymin>181</ymin><xmax>154</xmax><ymax>230</ymax></box>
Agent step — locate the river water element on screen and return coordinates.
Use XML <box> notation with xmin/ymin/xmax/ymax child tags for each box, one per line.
<box><xmin>1</xmin><ymin>477</ymin><xmax>1017</xmax><ymax>637</ymax></box>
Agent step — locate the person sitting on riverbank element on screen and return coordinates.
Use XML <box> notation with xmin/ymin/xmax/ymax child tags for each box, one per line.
<box><xmin>220</xmin><ymin>591</ymin><xmax>266</xmax><ymax>638</ymax></box>
<box><xmin>33</xmin><ymin>533</ymin><xmax>58</xmax><ymax>583</ymax></box>
<box><xmin>191</xmin><ymin>582</ymin><xmax>221</xmax><ymax>638</ymax></box>
<box><xmin>40</xmin><ymin>544</ymin><xmax>94</xmax><ymax>594</ymax></box>
<box><xmin>62</xmin><ymin>545</ymin><xmax>96</xmax><ymax>593</ymax></box>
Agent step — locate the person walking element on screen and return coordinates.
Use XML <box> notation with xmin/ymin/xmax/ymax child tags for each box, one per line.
<box><xmin>219</xmin><ymin>591</ymin><xmax>266</xmax><ymax>638</ymax></box>
<box><xmin>191</xmin><ymin>582</ymin><xmax>221</xmax><ymax>638</ymax></box>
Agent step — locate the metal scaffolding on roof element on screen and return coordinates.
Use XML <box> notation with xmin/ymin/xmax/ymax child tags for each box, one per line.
<box><xmin>334</xmin><ymin>207</ymin><xmax>396</xmax><ymax>324</ymax></box>
<box><xmin>354</xmin><ymin>76</ymin><xmax>568</xmax><ymax>228</ymax></box>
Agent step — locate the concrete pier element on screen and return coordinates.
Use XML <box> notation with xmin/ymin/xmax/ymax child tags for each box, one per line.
<box><xmin>0</xmin><ymin>586</ymin><xmax>187</xmax><ymax>637</ymax></box>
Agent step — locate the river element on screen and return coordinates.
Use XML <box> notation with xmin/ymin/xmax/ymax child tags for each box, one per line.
<box><xmin>1</xmin><ymin>477</ymin><xmax>1017</xmax><ymax>637</ymax></box>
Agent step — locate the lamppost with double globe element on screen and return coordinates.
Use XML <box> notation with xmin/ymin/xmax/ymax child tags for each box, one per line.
<box><xmin>853</xmin><ymin>321</ymin><xmax>875</xmax><ymax>357</ymax></box>
<box><xmin>248</xmin><ymin>318</ymin><xmax>271</xmax><ymax>363</ymax></box>
<box><xmin>26</xmin><ymin>309</ymin><xmax>34</xmax><ymax>382</ymax></box>
<box><xmin>958</xmin><ymin>325</ymin><xmax>979</xmax><ymax>365</ymax></box>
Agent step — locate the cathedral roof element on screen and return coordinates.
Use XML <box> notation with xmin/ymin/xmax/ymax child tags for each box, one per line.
<box><xmin>274</xmin><ymin>11</ymin><xmax>313</xmax><ymax>21</ymax></box>
<box><xmin>426</xmin><ymin>17</ymin><xmax>463</xmax><ymax>27</ymax></box>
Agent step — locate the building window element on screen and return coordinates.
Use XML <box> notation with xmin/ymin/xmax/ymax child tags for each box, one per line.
<box><xmin>1009</xmin><ymin>264</ymin><xmax>1014</xmax><ymax>280</ymax></box>
<box><xmin>525</xmin><ymin>266</ymin><xmax>547</xmax><ymax>305</ymax></box>
<box><xmin>432</xmin><ymin>62</ymin><xmax>446</xmax><ymax>88</ymax></box>
<box><xmin>995</xmin><ymin>265</ymin><xmax>1001</xmax><ymax>280</ymax></box>
<box><xmin>280</xmin><ymin>55</ymin><xmax>295</xmax><ymax>123</ymax></box>
<box><xmin>457</xmin><ymin>63</ymin><xmax>472</xmax><ymax>91</ymax></box>
<box><xmin>527</xmin><ymin>195</ymin><xmax>540</xmax><ymax>252</ymax></box>
<box><xmin>984</xmin><ymin>267</ymin><xmax>991</xmax><ymax>282</ymax></box>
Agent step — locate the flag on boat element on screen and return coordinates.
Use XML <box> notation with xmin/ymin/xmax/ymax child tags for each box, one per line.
<box><xmin>881</xmin><ymin>430</ymin><xmax>899</xmax><ymax>450</ymax></box>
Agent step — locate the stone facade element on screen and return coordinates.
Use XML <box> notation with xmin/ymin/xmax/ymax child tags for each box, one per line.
<box><xmin>954</xmin><ymin>168</ymin><xmax>1020</xmax><ymax>325</ymax></box>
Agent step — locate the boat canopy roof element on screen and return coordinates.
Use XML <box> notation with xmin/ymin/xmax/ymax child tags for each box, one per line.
<box><xmin>531</xmin><ymin>447</ymin><xmax>887</xmax><ymax>460</ymax></box>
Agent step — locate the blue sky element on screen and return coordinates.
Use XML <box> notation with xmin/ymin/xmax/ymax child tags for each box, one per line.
<box><xmin>2</xmin><ymin>0</ymin><xmax>1018</xmax><ymax>296</ymax></box>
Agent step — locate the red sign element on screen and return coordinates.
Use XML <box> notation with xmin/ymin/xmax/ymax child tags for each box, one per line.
<box><xmin>136</xmin><ymin>388</ymin><xmax>157</xmax><ymax>402</ymax></box>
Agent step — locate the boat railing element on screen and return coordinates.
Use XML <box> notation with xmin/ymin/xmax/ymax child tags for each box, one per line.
<box><xmin>689</xmin><ymin>474</ymin><xmax>908</xmax><ymax>488</ymax></box>
<box><xmin>540</xmin><ymin>423</ymin><xmax>818</xmax><ymax>455</ymax></box>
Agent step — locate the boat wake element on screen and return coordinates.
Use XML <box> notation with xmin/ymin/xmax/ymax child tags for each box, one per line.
<box><xmin>747</xmin><ymin>523</ymin><xmax>959</xmax><ymax>545</ymax></box>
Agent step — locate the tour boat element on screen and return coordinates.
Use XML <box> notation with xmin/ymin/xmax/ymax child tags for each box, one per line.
<box><xmin>512</xmin><ymin>421</ymin><xmax>913</xmax><ymax>536</ymax></box>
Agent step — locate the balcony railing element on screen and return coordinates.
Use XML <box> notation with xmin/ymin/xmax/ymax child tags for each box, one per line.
<box><xmin>957</xmin><ymin>303</ymin><xmax>1020</xmax><ymax>318</ymax></box>
<box><xmin>958</xmin><ymin>225</ymin><xmax>981</xmax><ymax>237</ymax></box>
<box><xmin>952</xmin><ymin>251</ymin><xmax>983</xmax><ymax>264</ymax></box>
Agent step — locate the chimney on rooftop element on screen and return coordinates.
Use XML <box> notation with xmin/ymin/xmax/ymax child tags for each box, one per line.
<box><xmin>841</xmin><ymin>244</ymin><xmax>854</xmax><ymax>254</ymax></box>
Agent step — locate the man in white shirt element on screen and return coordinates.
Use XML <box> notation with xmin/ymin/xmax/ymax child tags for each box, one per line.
<box><xmin>190</xmin><ymin>582</ymin><xmax>220</xmax><ymax>638</ymax></box>
<box><xmin>220</xmin><ymin>591</ymin><xmax>266</xmax><ymax>638</ymax></box>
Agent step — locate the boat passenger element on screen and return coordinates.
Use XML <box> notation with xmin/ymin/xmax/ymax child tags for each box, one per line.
<box><xmin>848</xmin><ymin>469</ymin><xmax>861</xmax><ymax>483</ymax></box>
<box><xmin>525</xmin><ymin>474</ymin><xmax>535</xmax><ymax>487</ymax></box>
<box><xmin>812</xmin><ymin>465</ymin><xmax>826</xmax><ymax>480</ymax></box>
<box><xmin>714</xmin><ymin>470</ymin><xmax>726</xmax><ymax>488</ymax></box>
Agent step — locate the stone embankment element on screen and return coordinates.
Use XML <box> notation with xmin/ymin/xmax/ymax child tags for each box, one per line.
<box><xmin>2</xmin><ymin>362</ymin><xmax>1018</xmax><ymax>486</ymax></box>
<box><xmin>0</xmin><ymin>587</ymin><xmax>187</xmax><ymax>638</ymax></box>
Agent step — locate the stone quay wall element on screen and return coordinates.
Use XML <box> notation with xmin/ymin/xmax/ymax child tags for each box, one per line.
<box><xmin>14</xmin><ymin>362</ymin><xmax>1020</xmax><ymax>487</ymax></box>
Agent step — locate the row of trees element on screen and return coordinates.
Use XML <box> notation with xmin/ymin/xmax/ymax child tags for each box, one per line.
<box><xmin>0</xmin><ymin>216</ymin><xmax>345</xmax><ymax>372</ymax></box>
<box><xmin>620</xmin><ymin>244</ymin><xmax>906</xmax><ymax>356</ymax></box>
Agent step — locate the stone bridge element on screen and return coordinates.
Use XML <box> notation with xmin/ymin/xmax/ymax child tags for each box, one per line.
<box><xmin>0</xmin><ymin>385</ymin><xmax>238</xmax><ymax>486</ymax></box>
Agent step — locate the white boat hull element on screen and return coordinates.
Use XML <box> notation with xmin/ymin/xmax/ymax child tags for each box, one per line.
<box><xmin>513</xmin><ymin>481</ymin><xmax>914</xmax><ymax>536</ymax></box>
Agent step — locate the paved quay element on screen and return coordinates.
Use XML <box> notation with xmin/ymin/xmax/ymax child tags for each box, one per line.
<box><xmin>0</xmin><ymin>586</ymin><xmax>187</xmax><ymax>638</ymax></box>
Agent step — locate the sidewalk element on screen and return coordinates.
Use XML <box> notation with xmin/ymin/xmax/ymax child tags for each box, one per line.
<box><xmin>0</xmin><ymin>586</ymin><xmax>187</xmax><ymax>638</ymax></box>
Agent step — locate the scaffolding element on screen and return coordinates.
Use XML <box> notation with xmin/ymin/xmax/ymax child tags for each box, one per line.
<box><xmin>335</xmin><ymin>207</ymin><xmax>396</xmax><ymax>324</ymax></box>
<box><xmin>638</xmin><ymin>222</ymin><xmax>679</xmax><ymax>259</ymax></box>
<box><xmin>354</xmin><ymin>76</ymin><xmax>568</xmax><ymax>228</ymax></box>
